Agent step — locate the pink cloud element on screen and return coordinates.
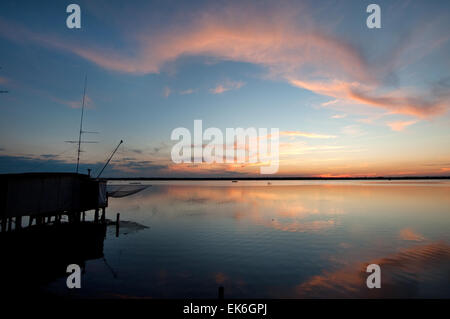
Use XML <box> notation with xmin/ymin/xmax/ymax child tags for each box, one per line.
<box><xmin>0</xmin><ymin>3</ymin><xmax>448</xmax><ymax>119</ymax></box>
<box><xmin>49</xmin><ymin>95</ymin><xmax>94</xmax><ymax>109</ymax></box>
<box><xmin>349</xmin><ymin>89</ymin><xmax>447</xmax><ymax>119</ymax></box>
<box><xmin>290</xmin><ymin>79</ymin><xmax>449</xmax><ymax>119</ymax></box>
<box><xmin>386</xmin><ymin>120</ymin><xmax>417</xmax><ymax>131</ymax></box>
<box><xmin>210</xmin><ymin>80</ymin><xmax>245</xmax><ymax>94</ymax></box>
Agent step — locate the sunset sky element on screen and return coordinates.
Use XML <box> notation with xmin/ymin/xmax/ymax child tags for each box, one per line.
<box><xmin>0</xmin><ymin>0</ymin><xmax>449</xmax><ymax>177</ymax></box>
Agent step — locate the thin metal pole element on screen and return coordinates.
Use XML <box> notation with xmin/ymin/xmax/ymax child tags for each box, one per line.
<box><xmin>76</xmin><ymin>75</ymin><xmax>87</xmax><ymax>173</ymax></box>
<box><xmin>97</xmin><ymin>140</ymin><xmax>123</xmax><ymax>178</ymax></box>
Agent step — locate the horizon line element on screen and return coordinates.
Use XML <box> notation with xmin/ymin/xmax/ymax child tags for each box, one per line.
<box><xmin>105</xmin><ymin>176</ymin><xmax>450</xmax><ymax>180</ymax></box>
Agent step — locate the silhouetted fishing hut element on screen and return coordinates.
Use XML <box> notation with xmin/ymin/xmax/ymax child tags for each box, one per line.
<box><xmin>0</xmin><ymin>172</ymin><xmax>107</xmax><ymax>231</ymax></box>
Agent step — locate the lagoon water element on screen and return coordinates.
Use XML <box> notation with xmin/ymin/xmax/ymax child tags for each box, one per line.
<box><xmin>44</xmin><ymin>180</ymin><xmax>450</xmax><ymax>298</ymax></box>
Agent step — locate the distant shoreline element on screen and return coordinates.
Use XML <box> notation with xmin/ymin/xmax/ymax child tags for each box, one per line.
<box><xmin>106</xmin><ymin>176</ymin><xmax>450</xmax><ymax>181</ymax></box>
<box><xmin>3</xmin><ymin>173</ymin><xmax>448</xmax><ymax>181</ymax></box>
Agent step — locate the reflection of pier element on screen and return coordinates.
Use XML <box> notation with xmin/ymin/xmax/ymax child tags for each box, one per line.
<box><xmin>0</xmin><ymin>173</ymin><xmax>109</xmax><ymax>295</ymax></box>
<box><xmin>0</xmin><ymin>173</ymin><xmax>108</xmax><ymax>231</ymax></box>
<box><xmin>0</xmin><ymin>221</ymin><xmax>107</xmax><ymax>295</ymax></box>
<box><xmin>0</xmin><ymin>173</ymin><xmax>149</xmax><ymax>296</ymax></box>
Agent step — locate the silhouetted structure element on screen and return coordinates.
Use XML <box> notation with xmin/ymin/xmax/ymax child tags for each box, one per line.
<box><xmin>0</xmin><ymin>173</ymin><xmax>107</xmax><ymax>231</ymax></box>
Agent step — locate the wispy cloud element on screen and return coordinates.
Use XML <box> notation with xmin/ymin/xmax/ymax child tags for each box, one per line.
<box><xmin>386</xmin><ymin>120</ymin><xmax>417</xmax><ymax>131</ymax></box>
<box><xmin>349</xmin><ymin>89</ymin><xmax>447</xmax><ymax>119</ymax></box>
<box><xmin>180</xmin><ymin>88</ymin><xmax>195</xmax><ymax>95</ymax></box>
<box><xmin>331</xmin><ymin>114</ymin><xmax>347</xmax><ymax>119</ymax></box>
<box><xmin>322</xmin><ymin>99</ymin><xmax>340</xmax><ymax>107</ymax></box>
<box><xmin>210</xmin><ymin>80</ymin><xmax>245</xmax><ymax>94</ymax></box>
<box><xmin>49</xmin><ymin>94</ymin><xmax>94</xmax><ymax>109</ymax></box>
<box><xmin>0</xmin><ymin>2</ymin><xmax>448</xmax><ymax>119</ymax></box>
<box><xmin>280</xmin><ymin>131</ymin><xmax>337</xmax><ymax>139</ymax></box>
<box><xmin>290</xmin><ymin>79</ymin><xmax>449</xmax><ymax>119</ymax></box>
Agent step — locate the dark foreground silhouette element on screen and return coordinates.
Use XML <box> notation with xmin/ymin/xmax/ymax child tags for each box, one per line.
<box><xmin>0</xmin><ymin>222</ymin><xmax>106</xmax><ymax>298</ymax></box>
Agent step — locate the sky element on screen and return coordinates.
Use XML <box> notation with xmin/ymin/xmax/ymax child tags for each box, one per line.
<box><xmin>0</xmin><ymin>0</ymin><xmax>449</xmax><ymax>177</ymax></box>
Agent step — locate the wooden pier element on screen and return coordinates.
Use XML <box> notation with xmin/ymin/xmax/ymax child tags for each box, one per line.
<box><xmin>0</xmin><ymin>173</ymin><xmax>108</xmax><ymax>231</ymax></box>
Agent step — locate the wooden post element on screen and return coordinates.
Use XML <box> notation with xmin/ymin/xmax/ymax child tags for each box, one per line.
<box><xmin>94</xmin><ymin>209</ymin><xmax>99</xmax><ymax>223</ymax></box>
<box><xmin>82</xmin><ymin>211</ymin><xmax>85</xmax><ymax>222</ymax></box>
<box><xmin>115</xmin><ymin>213</ymin><xmax>120</xmax><ymax>237</ymax></box>
<box><xmin>101</xmin><ymin>207</ymin><xmax>106</xmax><ymax>223</ymax></box>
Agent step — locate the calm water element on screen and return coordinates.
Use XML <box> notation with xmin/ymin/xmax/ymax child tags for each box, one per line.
<box><xmin>45</xmin><ymin>180</ymin><xmax>450</xmax><ymax>298</ymax></box>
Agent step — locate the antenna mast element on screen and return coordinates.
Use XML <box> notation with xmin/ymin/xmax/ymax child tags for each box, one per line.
<box><xmin>76</xmin><ymin>75</ymin><xmax>87</xmax><ymax>173</ymax></box>
<box><xmin>66</xmin><ymin>75</ymin><xmax>98</xmax><ymax>174</ymax></box>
